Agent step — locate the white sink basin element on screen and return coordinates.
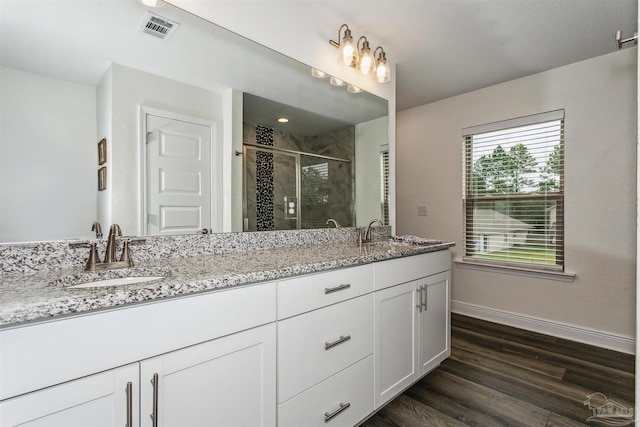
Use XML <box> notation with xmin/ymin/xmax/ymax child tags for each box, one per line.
<box><xmin>68</xmin><ymin>276</ymin><xmax>164</xmax><ymax>289</ymax></box>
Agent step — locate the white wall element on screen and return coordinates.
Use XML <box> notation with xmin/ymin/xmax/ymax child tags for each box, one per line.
<box><xmin>355</xmin><ymin>116</ymin><xmax>388</xmax><ymax>226</ymax></box>
<box><xmin>99</xmin><ymin>63</ymin><xmax>224</xmax><ymax>235</ymax></box>
<box><xmin>0</xmin><ymin>67</ymin><xmax>96</xmax><ymax>242</ymax></box>
<box><xmin>397</xmin><ymin>49</ymin><xmax>637</xmax><ymax>343</ymax></box>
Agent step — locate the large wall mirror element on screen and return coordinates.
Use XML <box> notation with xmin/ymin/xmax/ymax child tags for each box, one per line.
<box><xmin>0</xmin><ymin>0</ymin><xmax>389</xmax><ymax>243</ymax></box>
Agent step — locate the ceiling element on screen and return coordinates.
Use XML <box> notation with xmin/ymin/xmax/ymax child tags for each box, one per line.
<box><xmin>1</xmin><ymin>0</ymin><xmax>637</xmax><ymax>114</ymax></box>
<box><xmin>166</xmin><ymin>0</ymin><xmax>639</xmax><ymax>111</ymax></box>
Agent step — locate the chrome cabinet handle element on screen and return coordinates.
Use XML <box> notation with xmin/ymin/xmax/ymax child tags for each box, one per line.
<box><xmin>324</xmin><ymin>402</ymin><xmax>351</xmax><ymax>423</ymax></box>
<box><xmin>423</xmin><ymin>285</ymin><xmax>428</xmax><ymax>311</ymax></box>
<box><xmin>126</xmin><ymin>381</ymin><xmax>133</xmax><ymax>427</ymax></box>
<box><xmin>416</xmin><ymin>288</ymin><xmax>422</xmax><ymax>313</ymax></box>
<box><xmin>324</xmin><ymin>284</ymin><xmax>351</xmax><ymax>294</ymax></box>
<box><xmin>325</xmin><ymin>335</ymin><xmax>351</xmax><ymax>350</ymax></box>
<box><xmin>151</xmin><ymin>373</ymin><xmax>159</xmax><ymax>427</ymax></box>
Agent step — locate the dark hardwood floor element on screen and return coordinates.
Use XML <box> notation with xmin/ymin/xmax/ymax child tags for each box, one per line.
<box><xmin>361</xmin><ymin>314</ymin><xmax>635</xmax><ymax>426</ymax></box>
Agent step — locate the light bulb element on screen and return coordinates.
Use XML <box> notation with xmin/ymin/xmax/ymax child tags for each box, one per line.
<box><xmin>330</xmin><ymin>76</ymin><xmax>346</xmax><ymax>86</ymax></box>
<box><xmin>341</xmin><ymin>42</ymin><xmax>355</xmax><ymax>66</ymax></box>
<box><xmin>374</xmin><ymin>48</ymin><xmax>391</xmax><ymax>83</ymax></box>
<box><xmin>338</xmin><ymin>27</ymin><xmax>357</xmax><ymax>67</ymax></box>
<box><xmin>311</xmin><ymin>68</ymin><xmax>328</xmax><ymax>78</ymax></box>
<box><xmin>360</xmin><ymin>52</ymin><xmax>373</xmax><ymax>76</ymax></box>
<box><xmin>357</xmin><ymin>38</ymin><xmax>374</xmax><ymax>76</ymax></box>
<box><xmin>347</xmin><ymin>84</ymin><xmax>362</xmax><ymax>93</ymax></box>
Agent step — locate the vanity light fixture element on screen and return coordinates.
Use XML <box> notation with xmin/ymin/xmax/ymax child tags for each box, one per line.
<box><xmin>373</xmin><ymin>47</ymin><xmax>391</xmax><ymax>84</ymax></box>
<box><xmin>329</xmin><ymin>24</ymin><xmax>391</xmax><ymax>84</ymax></box>
<box><xmin>357</xmin><ymin>36</ymin><xmax>374</xmax><ymax>77</ymax></box>
<box><xmin>331</xmin><ymin>24</ymin><xmax>357</xmax><ymax>67</ymax></box>
<box><xmin>277</xmin><ymin>117</ymin><xmax>289</xmax><ymax>123</ymax></box>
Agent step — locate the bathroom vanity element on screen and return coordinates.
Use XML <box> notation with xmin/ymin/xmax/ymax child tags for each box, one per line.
<box><xmin>0</xmin><ymin>234</ymin><xmax>452</xmax><ymax>427</ymax></box>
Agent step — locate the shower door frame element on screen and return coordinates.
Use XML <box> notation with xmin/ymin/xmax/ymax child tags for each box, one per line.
<box><xmin>242</xmin><ymin>143</ymin><xmax>354</xmax><ymax>231</ymax></box>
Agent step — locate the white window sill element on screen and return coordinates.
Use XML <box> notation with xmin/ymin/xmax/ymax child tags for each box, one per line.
<box><xmin>454</xmin><ymin>259</ymin><xmax>576</xmax><ymax>282</ymax></box>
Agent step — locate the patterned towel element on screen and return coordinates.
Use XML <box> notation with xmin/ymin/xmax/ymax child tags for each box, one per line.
<box><xmin>390</xmin><ymin>235</ymin><xmax>443</xmax><ymax>246</ymax></box>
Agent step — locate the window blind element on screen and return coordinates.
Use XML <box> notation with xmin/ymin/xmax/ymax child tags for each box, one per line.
<box><xmin>463</xmin><ymin>111</ymin><xmax>564</xmax><ymax>270</ymax></box>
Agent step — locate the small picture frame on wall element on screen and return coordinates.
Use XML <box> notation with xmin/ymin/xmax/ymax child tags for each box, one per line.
<box><xmin>98</xmin><ymin>138</ymin><xmax>107</xmax><ymax>165</ymax></box>
<box><xmin>98</xmin><ymin>167</ymin><xmax>107</xmax><ymax>191</ymax></box>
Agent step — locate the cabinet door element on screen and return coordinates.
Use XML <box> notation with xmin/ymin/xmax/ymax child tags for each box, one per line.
<box><xmin>417</xmin><ymin>271</ymin><xmax>451</xmax><ymax>376</ymax></box>
<box><xmin>140</xmin><ymin>323</ymin><xmax>276</xmax><ymax>427</ymax></box>
<box><xmin>0</xmin><ymin>364</ymin><xmax>139</xmax><ymax>427</ymax></box>
<box><xmin>374</xmin><ymin>280</ymin><xmax>419</xmax><ymax>408</ymax></box>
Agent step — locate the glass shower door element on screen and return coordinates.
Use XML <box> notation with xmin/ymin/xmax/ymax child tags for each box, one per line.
<box><xmin>243</xmin><ymin>146</ymin><xmax>298</xmax><ymax>232</ymax></box>
<box><xmin>300</xmin><ymin>155</ymin><xmax>353</xmax><ymax>229</ymax></box>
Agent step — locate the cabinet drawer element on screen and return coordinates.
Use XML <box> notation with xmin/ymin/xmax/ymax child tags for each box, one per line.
<box><xmin>277</xmin><ymin>294</ymin><xmax>373</xmax><ymax>403</ymax></box>
<box><xmin>374</xmin><ymin>251</ymin><xmax>451</xmax><ymax>290</ymax></box>
<box><xmin>277</xmin><ymin>264</ymin><xmax>373</xmax><ymax>319</ymax></box>
<box><xmin>278</xmin><ymin>355</ymin><xmax>373</xmax><ymax>427</ymax></box>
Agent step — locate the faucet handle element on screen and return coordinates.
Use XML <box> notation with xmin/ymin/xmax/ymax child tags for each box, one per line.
<box><xmin>69</xmin><ymin>241</ymin><xmax>100</xmax><ymax>271</ymax></box>
<box><xmin>119</xmin><ymin>240</ymin><xmax>133</xmax><ymax>267</ymax></box>
<box><xmin>119</xmin><ymin>237</ymin><xmax>146</xmax><ymax>267</ymax></box>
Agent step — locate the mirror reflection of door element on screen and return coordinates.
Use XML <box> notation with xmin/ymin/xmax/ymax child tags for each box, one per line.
<box><xmin>145</xmin><ymin>113</ymin><xmax>213</xmax><ymax>235</ymax></box>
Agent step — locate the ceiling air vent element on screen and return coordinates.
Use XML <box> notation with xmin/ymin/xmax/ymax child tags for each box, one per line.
<box><xmin>140</xmin><ymin>12</ymin><xmax>179</xmax><ymax>41</ymax></box>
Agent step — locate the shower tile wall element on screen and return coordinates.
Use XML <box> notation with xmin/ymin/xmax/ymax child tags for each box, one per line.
<box><xmin>255</xmin><ymin>125</ymin><xmax>274</xmax><ymax>231</ymax></box>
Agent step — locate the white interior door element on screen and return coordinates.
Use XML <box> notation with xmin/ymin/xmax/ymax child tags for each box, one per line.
<box><xmin>146</xmin><ymin>114</ymin><xmax>212</xmax><ymax>235</ymax></box>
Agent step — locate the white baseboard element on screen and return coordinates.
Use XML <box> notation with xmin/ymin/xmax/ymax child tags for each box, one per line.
<box><xmin>451</xmin><ymin>300</ymin><xmax>635</xmax><ymax>355</ymax></box>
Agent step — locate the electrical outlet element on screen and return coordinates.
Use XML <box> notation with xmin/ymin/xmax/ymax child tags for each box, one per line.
<box><xmin>417</xmin><ymin>205</ymin><xmax>428</xmax><ymax>216</ymax></box>
<box><xmin>284</xmin><ymin>196</ymin><xmax>297</xmax><ymax>219</ymax></box>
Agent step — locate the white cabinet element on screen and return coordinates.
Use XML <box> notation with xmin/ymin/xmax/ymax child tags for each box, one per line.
<box><xmin>373</xmin><ymin>253</ymin><xmax>451</xmax><ymax>408</ymax></box>
<box><xmin>276</xmin><ymin>266</ymin><xmax>375</xmax><ymax>427</ymax></box>
<box><xmin>0</xmin><ymin>282</ymin><xmax>277</xmax><ymax>427</ymax></box>
<box><xmin>374</xmin><ymin>280</ymin><xmax>419</xmax><ymax>407</ymax></box>
<box><xmin>417</xmin><ymin>271</ymin><xmax>450</xmax><ymax>376</ymax></box>
<box><xmin>0</xmin><ymin>324</ymin><xmax>275</xmax><ymax>427</ymax></box>
<box><xmin>0</xmin><ymin>364</ymin><xmax>139</xmax><ymax>427</ymax></box>
<box><xmin>139</xmin><ymin>323</ymin><xmax>276</xmax><ymax>427</ymax></box>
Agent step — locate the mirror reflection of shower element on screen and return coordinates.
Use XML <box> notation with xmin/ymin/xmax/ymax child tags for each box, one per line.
<box><xmin>242</xmin><ymin>124</ymin><xmax>354</xmax><ymax>231</ymax></box>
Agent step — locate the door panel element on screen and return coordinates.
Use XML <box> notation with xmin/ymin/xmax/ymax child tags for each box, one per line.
<box><xmin>0</xmin><ymin>364</ymin><xmax>138</xmax><ymax>427</ymax></box>
<box><xmin>374</xmin><ymin>280</ymin><xmax>418</xmax><ymax>408</ymax></box>
<box><xmin>140</xmin><ymin>323</ymin><xmax>276</xmax><ymax>427</ymax></box>
<box><xmin>146</xmin><ymin>114</ymin><xmax>212</xmax><ymax>235</ymax></box>
<box><xmin>418</xmin><ymin>271</ymin><xmax>451</xmax><ymax>375</ymax></box>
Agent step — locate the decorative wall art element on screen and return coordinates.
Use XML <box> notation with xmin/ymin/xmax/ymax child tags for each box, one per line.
<box><xmin>98</xmin><ymin>167</ymin><xmax>107</xmax><ymax>191</ymax></box>
<box><xmin>98</xmin><ymin>138</ymin><xmax>107</xmax><ymax>165</ymax></box>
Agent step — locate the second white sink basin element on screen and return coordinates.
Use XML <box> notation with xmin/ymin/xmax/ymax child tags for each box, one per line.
<box><xmin>68</xmin><ymin>276</ymin><xmax>164</xmax><ymax>289</ymax></box>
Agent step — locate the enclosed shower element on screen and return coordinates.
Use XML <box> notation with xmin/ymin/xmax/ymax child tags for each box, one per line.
<box><xmin>242</xmin><ymin>124</ymin><xmax>354</xmax><ymax>232</ymax></box>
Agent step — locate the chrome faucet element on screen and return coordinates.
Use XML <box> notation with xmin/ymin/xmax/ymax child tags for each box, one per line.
<box><xmin>91</xmin><ymin>221</ymin><xmax>103</xmax><ymax>239</ymax></box>
<box><xmin>326</xmin><ymin>218</ymin><xmax>340</xmax><ymax>228</ymax></box>
<box><xmin>103</xmin><ymin>224</ymin><xmax>122</xmax><ymax>263</ymax></box>
<box><xmin>70</xmin><ymin>224</ymin><xmax>145</xmax><ymax>271</ymax></box>
<box><xmin>360</xmin><ymin>219</ymin><xmax>383</xmax><ymax>244</ymax></box>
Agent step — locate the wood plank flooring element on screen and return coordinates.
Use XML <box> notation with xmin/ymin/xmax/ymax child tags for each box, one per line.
<box><xmin>360</xmin><ymin>314</ymin><xmax>635</xmax><ymax>426</ymax></box>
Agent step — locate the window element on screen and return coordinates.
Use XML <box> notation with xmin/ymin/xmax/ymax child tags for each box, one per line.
<box><xmin>463</xmin><ymin>110</ymin><xmax>564</xmax><ymax>270</ymax></box>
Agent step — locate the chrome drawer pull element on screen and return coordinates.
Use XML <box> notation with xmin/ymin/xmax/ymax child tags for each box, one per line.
<box><xmin>325</xmin><ymin>335</ymin><xmax>351</xmax><ymax>350</ymax></box>
<box><xmin>324</xmin><ymin>402</ymin><xmax>351</xmax><ymax>423</ymax></box>
<box><xmin>125</xmin><ymin>381</ymin><xmax>133</xmax><ymax>427</ymax></box>
<box><xmin>416</xmin><ymin>288</ymin><xmax>422</xmax><ymax>313</ymax></box>
<box><xmin>151</xmin><ymin>373</ymin><xmax>159</xmax><ymax>427</ymax></box>
<box><xmin>324</xmin><ymin>284</ymin><xmax>351</xmax><ymax>294</ymax></box>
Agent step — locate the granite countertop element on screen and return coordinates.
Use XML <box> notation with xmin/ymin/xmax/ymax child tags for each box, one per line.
<box><xmin>0</xmin><ymin>240</ymin><xmax>454</xmax><ymax>329</ymax></box>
